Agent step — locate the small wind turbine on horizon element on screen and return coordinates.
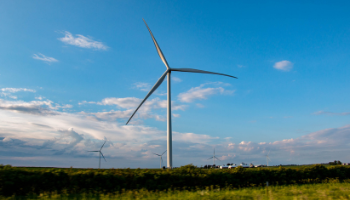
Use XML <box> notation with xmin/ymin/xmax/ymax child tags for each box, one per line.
<box><xmin>265</xmin><ymin>150</ymin><xmax>271</xmax><ymax>166</ymax></box>
<box><xmin>88</xmin><ymin>140</ymin><xmax>107</xmax><ymax>169</ymax></box>
<box><xmin>126</xmin><ymin>19</ymin><xmax>237</xmax><ymax>169</ymax></box>
<box><xmin>153</xmin><ymin>150</ymin><xmax>166</xmax><ymax>169</ymax></box>
<box><xmin>208</xmin><ymin>149</ymin><xmax>221</xmax><ymax>166</ymax></box>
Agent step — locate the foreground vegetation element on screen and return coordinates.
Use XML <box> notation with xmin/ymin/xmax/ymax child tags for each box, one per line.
<box><xmin>2</xmin><ymin>164</ymin><xmax>350</xmax><ymax>197</ymax></box>
<box><xmin>3</xmin><ymin>182</ymin><xmax>350</xmax><ymax>199</ymax></box>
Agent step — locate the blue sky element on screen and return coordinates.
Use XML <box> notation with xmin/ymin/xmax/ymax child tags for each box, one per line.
<box><xmin>0</xmin><ymin>1</ymin><xmax>350</xmax><ymax>168</ymax></box>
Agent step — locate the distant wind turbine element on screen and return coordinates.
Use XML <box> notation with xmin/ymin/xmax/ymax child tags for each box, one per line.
<box><xmin>265</xmin><ymin>150</ymin><xmax>271</xmax><ymax>167</ymax></box>
<box><xmin>88</xmin><ymin>140</ymin><xmax>107</xmax><ymax>169</ymax></box>
<box><xmin>153</xmin><ymin>150</ymin><xmax>167</xmax><ymax>169</ymax></box>
<box><xmin>126</xmin><ymin>19</ymin><xmax>237</xmax><ymax>169</ymax></box>
<box><xmin>208</xmin><ymin>148</ymin><xmax>221</xmax><ymax>166</ymax></box>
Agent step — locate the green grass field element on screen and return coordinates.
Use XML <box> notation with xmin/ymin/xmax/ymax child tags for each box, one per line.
<box><xmin>3</xmin><ymin>182</ymin><xmax>350</xmax><ymax>200</ymax></box>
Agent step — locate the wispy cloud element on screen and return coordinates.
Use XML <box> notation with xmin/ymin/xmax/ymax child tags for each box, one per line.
<box><xmin>173</xmin><ymin>113</ymin><xmax>180</xmax><ymax>118</ymax></box>
<box><xmin>172</xmin><ymin>77</ymin><xmax>182</xmax><ymax>82</ymax></box>
<box><xmin>0</xmin><ymin>99</ymin><xmax>59</xmax><ymax>116</ymax></box>
<box><xmin>313</xmin><ymin>111</ymin><xmax>350</xmax><ymax>116</ymax></box>
<box><xmin>98</xmin><ymin>97</ymin><xmax>186</xmax><ymax>111</ymax></box>
<box><xmin>1</xmin><ymin>88</ymin><xmax>36</xmax><ymax>93</ymax></box>
<box><xmin>33</xmin><ymin>53</ymin><xmax>58</xmax><ymax>63</ymax></box>
<box><xmin>58</xmin><ymin>31</ymin><xmax>108</xmax><ymax>50</ymax></box>
<box><xmin>273</xmin><ymin>60</ymin><xmax>293</xmax><ymax>71</ymax></box>
<box><xmin>0</xmin><ymin>98</ymin><xmax>72</xmax><ymax>116</ymax></box>
<box><xmin>78</xmin><ymin>97</ymin><xmax>186</xmax><ymax>122</ymax></box>
<box><xmin>178</xmin><ymin>82</ymin><xmax>234</xmax><ymax>103</ymax></box>
<box><xmin>1</xmin><ymin>88</ymin><xmax>36</xmax><ymax>99</ymax></box>
<box><xmin>133</xmin><ymin>82</ymin><xmax>151</xmax><ymax>92</ymax></box>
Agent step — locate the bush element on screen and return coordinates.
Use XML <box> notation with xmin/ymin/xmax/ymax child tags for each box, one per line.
<box><xmin>1</xmin><ymin>164</ymin><xmax>350</xmax><ymax>196</ymax></box>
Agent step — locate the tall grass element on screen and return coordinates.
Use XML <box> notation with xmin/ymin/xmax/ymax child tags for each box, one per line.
<box><xmin>3</xmin><ymin>182</ymin><xmax>350</xmax><ymax>200</ymax></box>
<box><xmin>2</xmin><ymin>164</ymin><xmax>350</xmax><ymax>197</ymax></box>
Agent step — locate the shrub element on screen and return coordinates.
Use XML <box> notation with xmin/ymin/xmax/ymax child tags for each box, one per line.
<box><xmin>1</xmin><ymin>164</ymin><xmax>350</xmax><ymax>196</ymax></box>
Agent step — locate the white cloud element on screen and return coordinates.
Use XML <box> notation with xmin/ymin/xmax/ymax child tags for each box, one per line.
<box><xmin>3</xmin><ymin>91</ymin><xmax>350</xmax><ymax>168</ymax></box>
<box><xmin>79</xmin><ymin>97</ymin><xmax>186</xmax><ymax>122</ymax></box>
<box><xmin>0</xmin><ymin>99</ymin><xmax>74</xmax><ymax>116</ymax></box>
<box><xmin>273</xmin><ymin>60</ymin><xmax>293</xmax><ymax>71</ymax></box>
<box><xmin>0</xmin><ymin>98</ymin><xmax>216</xmax><ymax>167</ymax></box>
<box><xmin>172</xmin><ymin>77</ymin><xmax>182</xmax><ymax>82</ymax></box>
<box><xmin>1</xmin><ymin>88</ymin><xmax>36</xmax><ymax>93</ymax></box>
<box><xmin>133</xmin><ymin>82</ymin><xmax>151</xmax><ymax>92</ymax></box>
<box><xmin>58</xmin><ymin>31</ymin><xmax>108</xmax><ymax>50</ymax></box>
<box><xmin>98</xmin><ymin>97</ymin><xmax>140</xmax><ymax>109</ymax></box>
<box><xmin>33</xmin><ymin>53</ymin><xmax>58</xmax><ymax>63</ymax></box>
<box><xmin>178</xmin><ymin>82</ymin><xmax>234</xmax><ymax>103</ymax></box>
<box><xmin>313</xmin><ymin>111</ymin><xmax>350</xmax><ymax>116</ymax></box>
<box><xmin>98</xmin><ymin>97</ymin><xmax>186</xmax><ymax>112</ymax></box>
<box><xmin>173</xmin><ymin>132</ymin><xmax>218</xmax><ymax>143</ymax></box>
<box><xmin>237</xmin><ymin>65</ymin><xmax>245</xmax><ymax>68</ymax></box>
<box><xmin>1</xmin><ymin>88</ymin><xmax>36</xmax><ymax>100</ymax></box>
<box><xmin>82</xmin><ymin>110</ymin><xmax>134</xmax><ymax>121</ymax></box>
<box><xmin>196</xmin><ymin>103</ymin><xmax>205</xmax><ymax>108</ymax></box>
<box><xmin>78</xmin><ymin>100</ymin><xmax>96</xmax><ymax>105</ymax></box>
<box><xmin>172</xmin><ymin>113</ymin><xmax>180</xmax><ymax>118</ymax></box>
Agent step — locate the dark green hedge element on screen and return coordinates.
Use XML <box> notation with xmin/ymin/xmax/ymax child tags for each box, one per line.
<box><xmin>1</xmin><ymin>164</ymin><xmax>350</xmax><ymax>196</ymax></box>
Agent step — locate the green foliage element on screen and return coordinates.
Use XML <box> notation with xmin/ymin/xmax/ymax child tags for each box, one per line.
<box><xmin>3</xmin><ymin>183</ymin><xmax>350</xmax><ymax>199</ymax></box>
<box><xmin>1</xmin><ymin>164</ymin><xmax>350</xmax><ymax>196</ymax></box>
<box><xmin>329</xmin><ymin>160</ymin><xmax>342</xmax><ymax>165</ymax></box>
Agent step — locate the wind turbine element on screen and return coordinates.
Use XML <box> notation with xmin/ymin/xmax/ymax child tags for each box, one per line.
<box><xmin>208</xmin><ymin>148</ymin><xmax>221</xmax><ymax>166</ymax></box>
<box><xmin>153</xmin><ymin>150</ymin><xmax>167</xmax><ymax>169</ymax></box>
<box><xmin>265</xmin><ymin>150</ymin><xmax>271</xmax><ymax>167</ymax></box>
<box><xmin>126</xmin><ymin>19</ymin><xmax>237</xmax><ymax>169</ymax></box>
<box><xmin>88</xmin><ymin>140</ymin><xmax>107</xmax><ymax>169</ymax></box>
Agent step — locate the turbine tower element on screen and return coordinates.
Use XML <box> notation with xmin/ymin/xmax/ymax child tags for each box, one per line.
<box><xmin>126</xmin><ymin>19</ymin><xmax>237</xmax><ymax>169</ymax></box>
<box><xmin>208</xmin><ymin>148</ymin><xmax>221</xmax><ymax>166</ymax></box>
<box><xmin>153</xmin><ymin>150</ymin><xmax>167</xmax><ymax>169</ymax></box>
<box><xmin>88</xmin><ymin>140</ymin><xmax>107</xmax><ymax>169</ymax></box>
<box><xmin>265</xmin><ymin>150</ymin><xmax>271</xmax><ymax>167</ymax></box>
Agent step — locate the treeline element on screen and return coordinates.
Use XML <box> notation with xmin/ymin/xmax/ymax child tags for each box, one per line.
<box><xmin>1</xmin><ymin>164</ymin><xmax>350</xmax><ymax>196</ymax></box>
<box><xmin>329</xmin><ymin>160</ymin><xmax>342</xmax><ymax>165</ymax></box>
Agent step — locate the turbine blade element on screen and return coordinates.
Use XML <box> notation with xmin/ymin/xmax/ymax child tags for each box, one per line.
<box><xmin>143</xmin><ymin>19</ymin><xmax>170</xmax><ymax>69</ymax></box>
<box><xmin>126</xmin><ymin>69</ymin><xmax>169</xmax><ymax>125</ymax></box>
<box><xmin>208</xmin><ymin>157</ymin><xmax>213</xmax><ymax>160</ymax></box>
<box><xmin>161</xmin><ymin>150</ymin><xmax>167</xmax><ymax>155</ymax></box>
<box><xmin>153</xmin><ymin>153</ymin><xmax>161</xmax><ymax>156</ymax></box>
<box><xmin>88</xmin><ymin>151</ymin><xmax>99</xmax><ymax>152</ymax></box>
<box><xmin>100</xmin><ymin>140</ymin><xmax>107</xmax><ymax>150</ymax></box>
<box><xmin>101</xmin><ymin>152</ymin><xmax>107</xmax><ymax>162</ymax></box>
<box><xmin>171</xmin><ymin>68</ymin><xmax>237</xmax><ymax>79</ymax></box>
<box><xmin>214</xmin><ymin>156</ymin><xmax>221</xmax><ymax>161</ymax></box>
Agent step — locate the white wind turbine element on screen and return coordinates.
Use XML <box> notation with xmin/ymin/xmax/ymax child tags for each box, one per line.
<box><xmin>126</xmin><ymin>19</ymin><xmax>237</xmax><ymax>169</ymax></box>
<box><xmin>88</xmin><ymin>140</ymin><xmax>107</xmax><ymax>169</ymax></box>
<box><xmin>265</xmin><ymin>150</ymin><xmax>271</xmax><ymax>167</ymax></box>
<box><xmin>153</xmin><ymin>150</ymin><xmax>167</xmax><ymax>169</ymax></box>
<box><xmin>207</xmin><ymin>148</ymin><xmax>221</xmax><ymax>166</ymax></box>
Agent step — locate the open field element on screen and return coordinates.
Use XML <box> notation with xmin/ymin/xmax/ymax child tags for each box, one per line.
<box><xmin>3</xmin><ymin>182</ymin><xmax>350</xmax><ymax>199</ymax></box>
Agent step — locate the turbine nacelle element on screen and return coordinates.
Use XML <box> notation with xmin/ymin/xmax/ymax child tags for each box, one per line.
<box><xmin>154</xmin><ymin>150</ymin><xmax>167</xmax><ymax>169</ymax></box>
<box><xmin>88</xmin><ymin>140</ymin><xmax>107</xmax><ymax>168</ymax></box>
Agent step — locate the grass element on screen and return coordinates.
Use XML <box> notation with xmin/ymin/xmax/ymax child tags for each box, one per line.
<box><xmin>3</xmin><ymin>182</ymin><xmax>350</xmax><ymax>200</ymax></box>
